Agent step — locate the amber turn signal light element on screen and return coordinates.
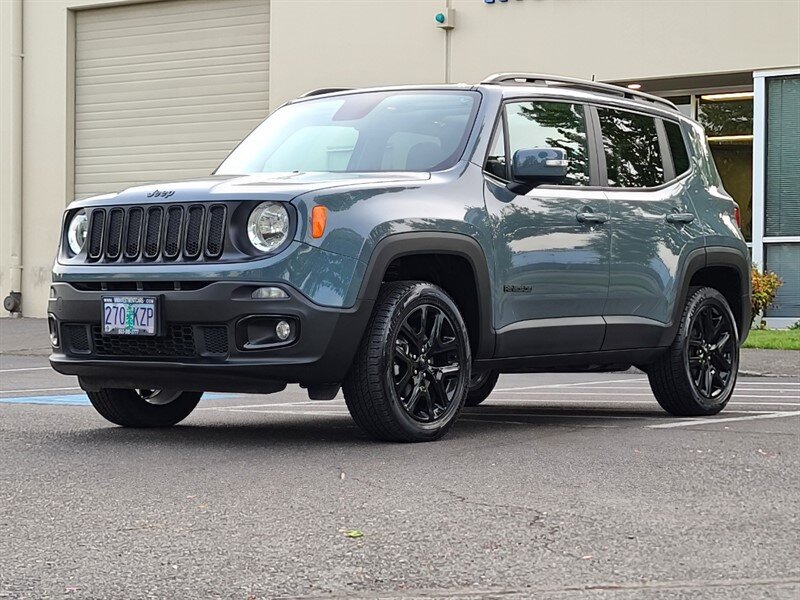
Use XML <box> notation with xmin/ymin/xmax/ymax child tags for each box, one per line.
<box><xmin>311</xmin><ymin>205</ymin><xmax>327</xmax><ymax>239</ymax></box>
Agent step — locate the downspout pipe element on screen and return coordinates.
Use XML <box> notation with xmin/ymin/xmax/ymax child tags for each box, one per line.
<box><xmin>3</xmin><ymin>0</ymin><xmax>23</xmax><ymax>315</ymax></box>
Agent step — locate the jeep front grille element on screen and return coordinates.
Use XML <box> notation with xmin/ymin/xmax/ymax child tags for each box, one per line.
<box><xmin>81</xmin><ymin>203</ymin><xmax>228</xmax><ymax>264</ymax></box>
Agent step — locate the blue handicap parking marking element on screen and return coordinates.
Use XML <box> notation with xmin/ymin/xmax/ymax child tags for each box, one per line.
<box><xmin>0</xmin><ymin>393</ymin><xmax>232</xmax><ymax>406</ymax></box>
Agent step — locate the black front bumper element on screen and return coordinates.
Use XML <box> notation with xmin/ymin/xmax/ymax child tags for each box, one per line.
<box><xmin>48</xmin><ymin>281</ymin><xmax>373</xmax><ymax>393</ymax></box>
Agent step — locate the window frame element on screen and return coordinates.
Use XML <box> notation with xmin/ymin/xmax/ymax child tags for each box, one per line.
<box><xmin>483</xmin><ymin>97</ymin><xmax>696</xmax><ymax>192</ymax></box>
<box><xmin>482</xmin><ymin>98</ymin><xmax>602</xmax><ymax>188</ymax></box>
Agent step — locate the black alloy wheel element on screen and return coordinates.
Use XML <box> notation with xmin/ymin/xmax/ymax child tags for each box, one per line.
<box><xmin>392</xmin><ymin>304</ymin><xmax>462</xmax><ymax>423</ymax></box>
<box><xmin>343</xmin><ymin>281</ymin><xmax>471</xmax><ymax>442</ymax></box>
<box><xmin>686</xmin><ymin>302</ymin><xmax>736</xmax><ymax>400</ymax></box>
<box><xmin>648</xmin><ymin>286</ymin><xmax>739</xmax><ymax>416</ymax></box>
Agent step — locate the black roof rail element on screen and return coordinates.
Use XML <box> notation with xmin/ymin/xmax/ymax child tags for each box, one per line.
<box><xmin>481</xmin><ymin>73</ymin><xmax>678</xmax><ymax>112</ymax></box>
<box><xmin>299</xmin><ymin>87</ymin><xmax>352</xmax><ymax>98</ymax></box>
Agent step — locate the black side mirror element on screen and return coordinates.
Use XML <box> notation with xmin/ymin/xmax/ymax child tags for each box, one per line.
<box><xmin>510</xmin><ymin>147</ymin><xmax>569</xmax><ymax>185</ymax></box>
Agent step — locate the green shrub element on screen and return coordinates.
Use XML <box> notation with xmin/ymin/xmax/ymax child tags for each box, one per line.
<box><xmin>751</xmin><ymin>268</ymin><xmax>782</xmax><ymax>326</ymax></box>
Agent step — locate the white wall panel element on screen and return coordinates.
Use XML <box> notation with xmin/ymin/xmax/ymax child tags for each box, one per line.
<box><xmin>75</xmin><ymin>0</ymin><xmax>269</xmax><ymax>198</ymax></box>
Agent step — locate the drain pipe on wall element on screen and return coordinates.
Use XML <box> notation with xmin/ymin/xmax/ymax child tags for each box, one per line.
<box><xmin>3</xmin><ymin>0</ymin><xmax>23</xmax><ymax>316</ymax></box>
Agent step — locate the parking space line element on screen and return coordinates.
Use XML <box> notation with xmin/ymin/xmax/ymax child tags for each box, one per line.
<box><xmin>494</xmin><ymin>391</ymin><xmax>799</xmax><ymax>400</ymax></box>
<box><xmin>0</xmin><ymin>386</ymin><xmax>81</xmax><ymax>394</ymax></box>
<box><xmin>648</xmin><ymin>411</ymin><xmax>800</xmax><ymax>429</ymax></box>
<box><xmin>487</xmin><ymin>398</ymin><xmax>800</xmax><ymax>408</ymax></box>
<box><xmin>220</xmin><ymin>408</ymin><xmax>350</xmax><ymax>416</ymax></box>
<box><xmin>500</xmin><ymin>386</ymin><xmax>799</xmax><ymax>393</ymax></box>
<box><xmin>0</xmin><ymin>366</ymin><xmax>52</xmax><ymax>373</ymax></box>
<box><xmin>497</xmin><ymin>377</ymin><xmax>647</xmax><ymax>391</ymax></box>
<box><xmin>198</xmin><ymin>400</ymin><xmax>322</xmax><ymax>410</ymax></box>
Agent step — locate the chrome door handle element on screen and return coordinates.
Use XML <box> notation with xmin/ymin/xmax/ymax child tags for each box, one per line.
<box><xmin>576</xmin><ymin>212</ymin><xmax>608</xmax><ymax>224</ymax></box>
<box><xmin>666</xmin><ymin>212</ymin><xmax>695</xmax><ymax>224</ymax></box>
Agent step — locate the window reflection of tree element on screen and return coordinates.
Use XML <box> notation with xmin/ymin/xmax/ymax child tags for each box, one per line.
<box><xmin>513</xmin><ymin>103</ymin><xmax>590</xmax><ymax>186</ymax></box>
<box><xmin>597</xmin><ymin>110</ymin><xmax>664</xmax><ymax>188</ymax></box>
<box><xmin>698</xmin><ymin>100</ymin><xmax>753</xmax><ymax>137</ymax></box>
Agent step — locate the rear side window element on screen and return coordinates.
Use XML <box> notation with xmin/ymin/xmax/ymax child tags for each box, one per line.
<box><xmin>664</xmin><ymin>120</ymin><xmax>691</xmax><ymax>176</ymax></box>
<box><xmin>597</xmin><ymin>108</ymin><xmax>665</xmax><ymax>188</ymax></box>
<box><xmin>505</xmin><ymin>101</ymin><xmax>591</xmax><ymax>186</ymax></box>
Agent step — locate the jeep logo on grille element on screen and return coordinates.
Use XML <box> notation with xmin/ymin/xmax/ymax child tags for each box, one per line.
<box><xmin>146</xmin><ymin>189</ymin><xmax>175</xmax><ymax>198</ymax></box>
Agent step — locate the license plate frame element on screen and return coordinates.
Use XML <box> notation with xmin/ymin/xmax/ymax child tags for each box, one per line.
<box><xmin>101</xmin><ymin>295</ymin><xmax>160</xmax><ymax>336</ymax></box>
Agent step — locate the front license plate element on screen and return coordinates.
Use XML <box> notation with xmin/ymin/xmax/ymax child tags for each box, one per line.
<box><xmin>102</xmin><ymin>296</ymin><xmax>158</xmax><ymax>336</ymax></box>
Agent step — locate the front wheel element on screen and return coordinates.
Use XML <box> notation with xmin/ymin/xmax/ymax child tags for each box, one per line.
<box><xmin>86</xmin><ymin>387</ymin><xmax>202</xmax><ymax>427</ymax></box>
<box><xmin>343</xmin><ymin>281</ymin><xmax>471</xmax><ymax>442</ymax></box>
<box><xmin>648</xmin><ymin>286</ymin><xmax>739</xmax><ymax>416</ymax></box>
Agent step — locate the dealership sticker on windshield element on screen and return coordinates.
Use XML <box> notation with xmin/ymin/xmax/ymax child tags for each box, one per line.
<box><xmin>102</xmin><ymin>296</ymin><xmax>158</xmax><ymax>336</ymax></box>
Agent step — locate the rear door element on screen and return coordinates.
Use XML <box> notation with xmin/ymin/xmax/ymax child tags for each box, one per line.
<box><xmin>594</xmin><ymin>106</ymin><xmax>705</xmax><ymax>349</ymax></box>
<box><xmin>483</xmin><ymin>100</ymin><xmax>611</xmax><ymax>357</ymax></box>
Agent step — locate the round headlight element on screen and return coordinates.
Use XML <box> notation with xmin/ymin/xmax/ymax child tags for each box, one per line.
<box><xmin>247</xmin><ymin>202</ymin><xmax>289</xmax><ymax>253</ymax></box>
<box><xmin>67</xmin><ymin>210</ymin><xmax>88</xmax><ymax>255</ymax></box>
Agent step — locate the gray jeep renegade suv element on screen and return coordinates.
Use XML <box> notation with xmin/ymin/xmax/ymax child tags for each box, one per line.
<box><xmin>50</xmin><ymin>73</ymin><xmax>751</xmax><ymax>442</ymax></box>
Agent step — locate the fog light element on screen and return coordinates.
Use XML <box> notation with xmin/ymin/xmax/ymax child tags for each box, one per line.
<box><xmin>251</xmin><ymin>286</ymin><xmax>289</xmax><ymax>300</ymax></box>
<box><xmin>48</xmin><ymin>315</ymin><xmax>59</xmax><ymax>347</ymax></box>
<box><xmin>276</xmin><ymin>320</ymin><xmax>291</xmax><ymax>341</ymax></box>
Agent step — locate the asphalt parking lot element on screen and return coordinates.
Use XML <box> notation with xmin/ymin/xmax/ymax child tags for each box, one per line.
<box><xmin>1</xmin><ymin>332</ymin><xmax>799</xmax><ymax>599</ymax></box>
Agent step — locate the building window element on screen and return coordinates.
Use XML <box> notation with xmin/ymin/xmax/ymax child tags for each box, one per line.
<box><xmin>765</xmin><ymin>76</ymin><xmax>800</xmax><ymax>238</ymax></box>
<box><xmin>697</xmin><ymin>92</ymin><xmax>754</xmax><ymax>241</ymax></box>
<box><xmin>765</xmin><ymin>243</ymin><xmax>800</xmax><ymax>318</ymax></box>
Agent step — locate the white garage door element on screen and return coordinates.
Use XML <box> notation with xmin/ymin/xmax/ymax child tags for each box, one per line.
<box><xmin>75</xmin><ymin>0</ymin><xmax>270</xmax><ymax>199</ymax></box>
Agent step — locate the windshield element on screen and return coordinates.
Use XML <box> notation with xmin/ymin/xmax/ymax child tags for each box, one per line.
<box><xmin>216</xmin><ymin>91</ymin><xmax>480</xmax><ymax>174</ymax></box>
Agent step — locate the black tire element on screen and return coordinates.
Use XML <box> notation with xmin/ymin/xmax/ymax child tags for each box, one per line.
<box><xmin>648</xmin><ymin>286</ymin><xmax>740</xmax><ymax>416</ymax></box>
<box><xmin>343</xmin><ymin>281</ymin><xmax>471</xmax><ymax>442</ymax></box>
<box><xmin>464</xmin><ymin>369</ymin><xmax>500</xmax><ymax>407</ymax></box>
<box><xmin>86</xmin><ymin>387</ymin><xmax>202</xmax><ymax>427</ymax></box>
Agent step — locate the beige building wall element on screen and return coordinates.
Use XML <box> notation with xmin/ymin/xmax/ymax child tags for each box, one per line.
<box><xmin>0</xmin><ymin>0</ymin><xmax>23</xmax><ymax>313</ymax></box>
<box><xmin>3</xmin><ymin>0</ymin><xmax>800</xmax><ymax>317</ymax></box>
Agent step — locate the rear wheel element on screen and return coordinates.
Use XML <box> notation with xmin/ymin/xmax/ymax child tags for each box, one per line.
<box><xmin>86</xmin><ymin>387</ymin><xmax>202</xmax><ymax>427</ymax></box>
<box><xmin>343</xmin><ymin>281</ymin><xmax>471</xmax><ymax>442</ymax></box>
<box><xmin>464</xmin><ymin>369</ymin><xmax>499</xmax><ymax>407</ymax></box>
<box><xmin>648</xmin><ymin>286</ymin><xmax>739</xmax><ymax>416</ymax></box>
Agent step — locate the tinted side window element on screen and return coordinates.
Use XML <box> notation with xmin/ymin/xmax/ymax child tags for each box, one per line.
<box><xmin>597</xmin><ymin>108</ymin><xmax>664</xmax><ymax>188</ymax></box>
<box><xmin>664</xmin><ymin>120</ymin><xmax>691</xmax><ymax>176</ymax></box>
<box><xmin>505</xmin><ymin>102</ymin><xmax>590</xmax><ymax>186</ymax></box>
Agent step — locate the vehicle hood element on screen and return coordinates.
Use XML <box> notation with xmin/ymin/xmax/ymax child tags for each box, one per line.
<box><xmin>70</xmin><ymin>172</ymin><xmax>432</xmax><ymax>207</ymax></box>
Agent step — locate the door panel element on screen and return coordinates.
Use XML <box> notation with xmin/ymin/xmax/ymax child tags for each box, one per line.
<box><xmin>602</xmin><ymin>181</ymin><xmax>705</xmax><ymax>349</ymax></box>
<box><xmin>485</xmin><ymin>100</ymin><xmax>611</xmax><ymax>357</ymax></box>
<box><xmin>485</xmin><ymin>180</ymin><xmax>610</xmax><ymax>356</ymax></box>
<box><xmin>595</xmin><ymin>110</ymin><xmax>705</xmax><ymax>350</ymax></box>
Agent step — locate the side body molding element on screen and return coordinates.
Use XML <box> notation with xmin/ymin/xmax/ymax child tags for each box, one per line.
<box><xmin>356</xmin><ymin>232</ymin><xmax>496</xmax><ymax>359</ymax></box>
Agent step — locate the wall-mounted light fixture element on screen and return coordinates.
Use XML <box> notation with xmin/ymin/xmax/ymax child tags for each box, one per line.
<box><xmin>435</xmin><ymin>9</ymin><xmax>455</xmax><ymax>29</ymax></box>
<box><xmin>700</xmin><ymin>92</ymin><xmax>754</xmax><ymax>102</ymax></box>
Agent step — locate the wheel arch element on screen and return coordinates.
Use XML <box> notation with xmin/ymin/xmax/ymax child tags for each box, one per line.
<box><xmin>357</xmin><ymin>232</ymin><xmax>495</xmax><ymax>359</ymax></box>
<box><xmin>664</xmin><ymin>246</ymin><xmax>751</xmax><ymax>347</ymax></box>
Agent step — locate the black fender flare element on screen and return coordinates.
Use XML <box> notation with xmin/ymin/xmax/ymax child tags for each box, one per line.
<box><xmin>660</xmin><ymin>246</ymin><xmax>751</xmax><ymax>347</ymax></box>
<box><xmin>356</xmin><ymin>232</ymin><xmax>496</xmax><ymax>359</ymax></box>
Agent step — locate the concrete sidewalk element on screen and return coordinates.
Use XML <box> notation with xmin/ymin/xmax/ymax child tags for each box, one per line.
<box><xmin>1</xmin><ymin>317</ymin><xmax>797</xmax><ymax>376</ymax></box>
